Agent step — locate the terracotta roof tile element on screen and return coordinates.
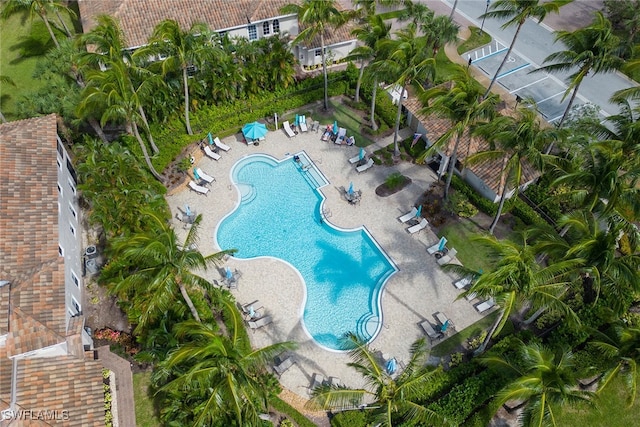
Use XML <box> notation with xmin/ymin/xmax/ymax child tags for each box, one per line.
<box><xmin>79</xmin><ymin>0</ymin><xmax>296</xmax><ymax>48</ymax></box>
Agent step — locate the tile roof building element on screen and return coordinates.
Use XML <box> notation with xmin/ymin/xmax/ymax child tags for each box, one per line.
<box><xmin>402</xmin><ymin>96</ymin><xmax>540</xmax><ymax>202</ymax></box>
<box><xmin>0</xmin><ymin>115</ymin><xmax>106</xmax><ymax>426</ymax></box>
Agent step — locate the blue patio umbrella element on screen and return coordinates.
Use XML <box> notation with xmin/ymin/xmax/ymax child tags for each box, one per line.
<box><xmin>207</xmin><ymin>132</ymin><xmax>214</xmax><ymax>145</ymax></box>
<box><xmin>415</xmin><ymin>205</ymin><xmax>422</xmax><ymax>218</ymax></box>
<box><xmin>185</xmin><ymin>205</ymin><xmax>191</xmax><ymax>216</ymax></box>
<box><xmin>440</xmin><ymin>320</ymin><xmax>450</xmax><ymax>333</ymax></box>
<box><xmin>225</xmin><ymin>267</ymin><xmax>233</xmax><ymax>280</ymax></box>
<box><xmin>295</xmin><ymin>114</ymin><xmax>299</xmax><ymax>126</ymax></box>
<box><xmin>359</xmin><ymin>147</ymin><xmax>365</xmax><ymax>160</ymax></box>
<box><xmin>242</xmin><ymin>122</ymin><xmax>268</xmax><ymax>140</ymax></box>
<box><xmin>437</xmin><ymin>236</ymin><xmax>447</xmax><ymax>251</ymax></box>
<box><xmin>193</xmin><ymin>168</ymin><xmax>200</xmax><ymax>180</ymax></box>
<box><xmin>348</xmin><ymin>182</ymin><xmax>354</xmax><ymax>195</ymax></box>
<box><xmin>333</xmin><ymin>121</ymin><xmax>338</xmax><ymax>134</ymax></box>
<box><xmin>386</xmin><ymin>358</ymin><xmax>397</xmax><ymax>374</ymax></box>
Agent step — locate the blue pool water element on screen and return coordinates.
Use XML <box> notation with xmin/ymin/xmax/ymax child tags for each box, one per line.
<box><xmin>216</xmin><ymin>153</ymin><xmax>397</xmax><ymax>351</ymax></box>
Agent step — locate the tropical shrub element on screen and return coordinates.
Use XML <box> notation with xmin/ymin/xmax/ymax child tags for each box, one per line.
<box><xmin>450</xmin><ymin>175</ymin><xmax>498</xmax><ymax>216</ymax></box>
<box><xmin>446</xmin><ymin>190</ymin><xmax>478</xmax><ymax>218</ymax></box>
<box><xmin>384</xmin><ymin>172</ymin><xmax>406</xmax><ymax>189</ymax></box>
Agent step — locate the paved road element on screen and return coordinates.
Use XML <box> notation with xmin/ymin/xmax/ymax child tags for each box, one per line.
<box><xmin>425</xmin><ymin>0</ymin><xmax>638</xmax><ymax>120</ymax></box>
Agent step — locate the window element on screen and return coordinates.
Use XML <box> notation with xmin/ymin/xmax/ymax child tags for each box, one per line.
<box><xmin>56</xmin><ymin>158</ymin><xmax>61</xmax><ymax>170</ymax></box>
<box><xmin>71</xmin><ymin>270</ymin><xmax>79</xmax><ymax>287</ymax></box>
<box><xmin>263</xmin><ymin>21</ymin><xmax>270</xmax><ymax>36</ymax></box>
<box><xmin>315</xmin><ymin>49</ymin><xmax>322</xmax><ymax>57</ymax></box>
<box><xmin>66</xmin><ymin>158</ymin><xmax>77</xmax><ymax>184</ymax></box>
<box><xmin>69</xmin><ymin>203</ymin><xmax>77</xmax><ymax>220</ymax></box>
<box><xmin>273</xmin><ymin>19</ymin><xmax>280</xmax><ymax>33</ymax></box>
<box><xmin>248</xmin><ymin>24</ymin><xmax>257</xmax><ymax>41</ymax></box>
<box><xmin>58</xmin><ymin>245</ymin><xmax>64</xmax><ymax>257</ymax></box>
<box><xmin>69</xmin><ymin>223</ymin><xmax>76</xmax><ymax>236</ymax></box>
<box><xmin>56</xmin><ymin>139</ymin><xmax>64</xmax><ymax>157</ymax></box>
<box><xmin>71</xmin><ymin>296</ymin><xmax>81</xmax><ymax>314</ymax></box>
<box><xmin>68</xmin><ymin>178</ymin><xmax>76</xmax><ymax>195</ymax></box>
<box><xmin>57</xmin><ymin>183</ymin><xmax>62</xmax><ymax>195</ymax></box>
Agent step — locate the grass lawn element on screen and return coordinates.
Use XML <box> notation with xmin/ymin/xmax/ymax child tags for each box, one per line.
<box><xmin>431</xmin><ymin>310</ymin><xmax>500</xmax><ymax>357</ymax></box>
<box><xmin>458</xmin><ymin>26</ymin><xmax>492</xmax><ymax>55</ymax></box>
<box><xmin>437</xmin><ymin>218</ymin><xmax>496</xmax><ymax>273</ymax></box>
<box><xmin>552</xmin><ymin>376</ymin><xmax>640</xmax><ymax>427</ymax></box>
<box><xmin>133</xmin><ymin>372</ymin><xmax>161</xmax><ymax>427</ymax></box>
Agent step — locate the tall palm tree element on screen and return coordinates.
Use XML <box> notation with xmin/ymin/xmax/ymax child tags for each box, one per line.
<box><xmin>281</xmin><ymin>0</ymin><xmax>348</xmax><ymax>111</ymax></box>
<box><xmin>138</xmin><ymin>20</ymin><xmax>217</xmax><ymax>135</ymax></box>
<box><xmin>422</xmin><ymin>14</ymin><xmax>460</xmax><ymax>56</ymax></box>
<box><xmin>467</xmin><ymin>105</ymin><xmax>561</xmax><ymax>234</ymax></box>
<box><xmin>1</xmin><ymin>0</ymin><xmax>76</xmax><ymax>49</ymax></box>
<box><xmin>346</xmin><ymin>13</ymin><xmax>391</xmax><ymax>121</ymax></box>
<box><xmin>459</xmin><ymin>231</ymin><xmax>580</xmax><ymax>353</ymax></box>
<box><xmin>537</xmin><ymin>11</ymin><xmax>624</xmax><ymax>130</ymax></box>
<box><xmin>482</xmin><ymin>341</ymin><xmax>595</xmax><ymax>426</ymax></box>
<box><xmin>590</xmin><ymin>322</ymin><xmax>640</xmax><ymax>407</ymax></box>
<box><xmin>307</xmin><ymin>333</ymin><xmax>451</xmax><ymax>427</ymax></box>
<box><xmin>417</xmin><ymin>65</ymin><xmax>497</xmax><ymax>201</ymax></box>
<box><xmin>154</xmin><ymin>319</ymin><xmax>296</xmax><ymax>426</ymax></box>
<box><xmin>481</xmin><ymin>0</ymin><xmax>572</xmax><ymax>99</ymax></box>
<box><xmin>376</xmin><ymin>23</ymin><xmax>436</xmax><ymax>156</ymax></box>
<box><xmin>103</xmin><ymin>213</ymin><xmax>235</xmax><ymax>333</ymax></box>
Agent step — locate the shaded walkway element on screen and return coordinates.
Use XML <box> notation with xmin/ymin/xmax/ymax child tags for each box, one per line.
<box><xmin>96</xmin><ymin>346</ymin><xmax>135</xmax><ymax>427</ymax></box>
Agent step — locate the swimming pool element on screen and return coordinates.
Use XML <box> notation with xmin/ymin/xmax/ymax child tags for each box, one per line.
<box><xmin>216</xmin><ymin>153</ymin><xmax>397</xmax><ymax>351</ymax></box>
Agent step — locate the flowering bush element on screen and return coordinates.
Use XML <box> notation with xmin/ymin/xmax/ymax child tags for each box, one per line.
<box><xmin>94</xmin><ymin>328</ymin><xmax>139</xmax><ymax>355</ymax></box>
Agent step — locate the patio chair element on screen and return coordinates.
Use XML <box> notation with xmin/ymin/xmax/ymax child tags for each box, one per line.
<box><xmin>407</xmin><ymin>218</ymin><xmax>428</xmax><ymax>234</ymax></box>
<box><xmin>195</xmin><ymin>167</ymin><xmax>215</xmax><ymax>184</ymax></box>
<box><xmin>328</xmin><ymin>376</ymin><xmax>341</xmax><ymax>387</ymax></box>
<box><xmin>188</xmin><ymin>181</ymin><xmax>209</xmax><ymax>195</ymax></box>
<box><xmin>435</xmin><ymin>312</ymin><xmax>450</xmax><ymax>328</ymax></box>
<box><xmin>299</xmin><ymin>115</ymin><xmax>308</xmax><ymax>132</ymax></box>
<box><xmin>437</xmin><ymin>247</ymin><xmax>457</xmax><ymax>265</ymax></box>
<box><xmin>427</xmin><ymin>237</ymin><xmax>448</xmax><ymax>255</ymax></box>
<box><xmin>213</xmin><ymin>136</ymin><xmax>231</xmax><ymax>151</ymax></box>
<box><xmin>311</xmin><ymin>120</ymin><xmax>320</xmax><ymax>132</ymax></box>
<box><xmin>203</xmin><ymin>145</ymin><xmax>221</xmax><ymax>161</ymax></box>
<box><xmin>334</xmin><ymin>127</ymin><xmax>347</xmax><ymax>144</ymax></box>
<box><xmin>454</xmin><ymin>277</ymin><xmax>472</xmax><ymax>289</ymax></box>
<box><xmin>398</xmin><ymin>207</ymin><xmax>419</xmax><ymax>223</ymax></box>
<box><xmin>348</xmin><ymin>154</ymin><xmax>361</xmax><ymax>164</ymax></box>
<box><xmin>273</xmin><ymin>354</ymin><xmax>295</xmax><ymax>376</ymax></box>
<box><xmin>419</xmin><ymin>320</ymin><xmax>443</xmax><ymax>341</ymax></box>
<box><xmin>356</xmin><ymin>158</ymin><xmax>374</xmax><ymax>173</ymax></box>
<box><xmin>238</xmin><ymin>300</ymin><xmax>263</xmax><ymax>318</ymax></box>
<box><xmin>248</xmin><ymin>315</ymin><xmax>272</xmax><ymax>330</ymax></box>
<box><xmin>465</xmin><ymin>291</ymin><xmax>478</xmax><ymax>301</ymax></box>
<box><xmin>283</xmin><ymin>121</ymin><xmax>296</xmax><ymax>138</ymax></box>
<box><xmin>476</xmin><ymin>298</ymin><xmax>496</xmax><ymax>313</ymax></box>
<box><xmin>309</xmin><ymin>373</ymin><xmax>324</xmax><ymax>394</ymax></box>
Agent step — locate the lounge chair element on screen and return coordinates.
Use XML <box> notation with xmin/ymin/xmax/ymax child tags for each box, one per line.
<box><xmin>329</xmin><ymin>376</ymin><xmax>341</xmax><ymax>387</ymax></box>
<box><xmin>348</xmin><ymin>154</ymin><xmax>362</xmax><ymax>164</ymax></box>
<box><xmin>356</xmin><ymin>158</ymin><xmax>375</xmax><ymax>173</ymax></box>
<box><xmin>399</xmin><ymin>207</ymin><xmax>419</xmax><ymax>223</ymax></box>
<box><xmin>427</xmin><ymin>237</ymin><xmax>448</xmax><ymax>254</ymax></box>
<box><xmin>407</xmin><ymin>218</ymin><xmax>428</xmax><ymax>234</ymax></box>
<box><xmin>476</xmin><ymin>298</ymin><xmax>496</xmax><ymax>313</ymax></box>
<box><xmin>435</xmin><ymin>312</ymin><xmax>450</xmax><ymax>328</ymax></box>
<box><xmin>299</xmin><ymin>115</ymin><xmax>308</xmax><ymax>132</ymax></box>
<box><xmin>238</xmin><ymin>300</ymin><xmax>263</xmax><ymax>318</ymax></box>
<box><xmin>283</xmin><ymin>121</ymin><xmax>296</xmax><ymax>138</ymax></box>
<box><xmin>419</xmin><ymin>320</ymin><xmax>443</xmax><ymax>341</ymax></box>
<box><xmin>203</xmin><ymin>145</ymin><xmax>221</xmax><ymax>161</ymax></box>
<box><xmin>213</xmin><ymin>136</ymin><xmax>231</xmax><ymax>152</ymax></box>
<box><xmin>248</xmin><ymin>315</ymin><xmax>272</xmax><ymax>330</ymax></box>
<box><xmin>311</xmin><ymin>120</ymin><xmax>320</xmax><ymax>132</ymax></box>
<box><xmin>195</xmin><ymin>167</ymin><xmax>215</xmax><ymax>184</ymax></box>
<box><xmin>437</xmin><ymin>247</ymin><xmax>457</xmax><ymax>265</ymax></box>
<box><xmin>465</xmin><ymin>291</ymin><xmax>478</xmax><ymax>301</ymax></box>
<box><xmin>310</xmin><ymin>373</ymin><xmax>325</xmax><ymax>391</ymax></box>
<box><xmin>273</xmin><ymin>355</ymin><xmax>294</xmax><ymax>376</ymax></box>
<box><xmin>188</xmin><ymin>181</ymin><xmax>209</xmax><ymax>195</ymax></box>
<box><xmin>454</xmin><ymin>277</ymin><xmax>472</xmax><ymax>289</ymax></box>
<box><xmin>334</xmin><ymin>127</ymin><xmax>347</xmax><ymax>144</ymax></box>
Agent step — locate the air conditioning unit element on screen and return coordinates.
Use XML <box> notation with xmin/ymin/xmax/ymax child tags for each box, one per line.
<box><xmin>85</xmin><ymin>258</ymin><xmax>99</xmax><ymax>275</ymax></box>
<box><xmin>85</xmin><ymin>245</ymin><xmax>98</xmax><ymax>259</ymax></box>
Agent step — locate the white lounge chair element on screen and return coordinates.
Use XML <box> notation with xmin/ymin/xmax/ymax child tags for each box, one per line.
<box><xmin>356</xmin><ymin>158</ymin><xmax>374</xmax><ymax>173</ymax></box>
<box><xmin>407</xmin><ymin>218</ymin><xmax>428</xmax><ymax>234</ymax></box>
<box><xmin>454</xmin><ymin>277</ymin><xmax>472</xmax><ymax>289</ymax></box>
<box><xmin>213</xmin><ymin>136</ymin><xmax>230</xmax><ymax>152</ymax></box>
<box><xmin>188</xmin><ymin>180</ymin><xmax>209</xmax><ymax>195</ymax></box>
<box><xmin>195</xmin><ymin>167</ymin><xmax>215</xmax><ymax>184</ymax></box>
<box><xmin>399</xmin><ymin>207</ymin><xmax>419</xmax><ymax>223</ymax></box>
<box><xmin>334</xmin><ymin>127</ymin><xmax>347</xmax><ymax>144</ymax></box>
<box><xmin>204</xmin><ymin>145</ymin><xmax>221</xmax><ymax>161</ymax></box>
<box><xmin>476</xmin><ymin>298</ymin><xmax>496</xmax><ymax>313</ymax></box>
<box><xmin>311</xmin><ymin>120</ymin><xmax>320</xmax><ymax>132</ymax></box>
<box><xmin>465</xmin><ymin>291</ymin><xmax>478</xmax><ymax>301</ymax></box>
<box><xmin>348</xmin><ymin>154</ymin><xmax>361</xmax><ymax>164</ymax></box>
<box><xmin>273</xmin><ymin>355</ymin><xmax>294</xmax><ymax>376</ymax></box>
<box><xmin>437</xmin><ymin>247</ymin><xmax>457</xmax><ymax>265</ymax></box>
<box><xmin>427</xmin><ymin>237</ymin><xmax>448</xmax><ymax>254</ymax></box>
<box><xmin>435</xmin><ymin>312</ymin><xmax>450</xmax><ymax>327</ymax></box>
<box><xmin>283</xmin><ymin>121</ymin><xmax>296</xmax><ymax>138</ymax></box>
<box><xmin>419</xmin><ymin>320</ymin><xmax>443</xmax><ymax>341</ymax></box>
<box><xmin>248</xmin><ymin>315</ymin><xmax>272</xmax><ymax>330</ymax></box>
<box><xmin>299</xmin><ymin>115</ymin><xmax>308</xmax><ymax>132</ymax></box>
<box><xmin>310</xmin><ymin>373</ymin><xmax>325</xmax><ymax>391</ymax></box>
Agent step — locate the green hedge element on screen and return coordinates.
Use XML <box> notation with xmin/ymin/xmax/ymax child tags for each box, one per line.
<box><xmin>450</xmin><ymin>175</ymin><xmax>498</xmax><ymax>216</ymax></box>
<box><xmin>270</xmin><ymin>397</ymin><xmax>318</xmax><ymax>427</ymax></box>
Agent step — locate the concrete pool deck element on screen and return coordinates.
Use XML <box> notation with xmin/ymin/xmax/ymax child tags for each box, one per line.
<box><xmin>166</xmin><ymin>124</ymin><xmax>488</xmax><ymax>404</ymax></box>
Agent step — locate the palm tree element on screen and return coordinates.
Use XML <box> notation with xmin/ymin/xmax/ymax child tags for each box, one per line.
<box><xmin>459</xmin><ymin>231</ymin><xmax>580</xmax><ymax>353</ymax></box>
<box><xmin>590</xmin><ymin>322</ymin><xmax>640</xmax><ymax>407</ymax></box>
<box><xmin>307</xmin><ymin>333</ymin><xmax>451</xmax><ymax>427</ymax></box>
<box><xmin>154</xmin><ymin>319</ymin><xmax>296</xmax><ymax>426</ymax></box>
<box><xmin>1</xmin><ymin>0</ymin><xmax>76</xmax><ymax>49</ymax></box>
<box><xmin>467</xmin><ymin>105</ymin><xmax>561</xmax><ymax>234</ymax></box>
<box><xmin>417</xmin><ymin>65</ymin><xmax>497</xmax><ymax>201</ymax></box>
<box><xmin>281</xmin><ymin>0</ymin><xmax>348</xmax><ymax>111</ymax></box>
<box><xmin>376</xmin><ymin>23</ymin><xmax>436</xmax><ymax>156</ymax></box>
<box><xmin>104</xmin><ymin>213</ymin><xmax>235</xmax><ymax>333</ymax></box>
<box><xmin>138</xmin><ymin>20</ymin><xmax>216</xmax><ymax>135</ymax></box>
<box><xmin>346</xmin><ymin>14</ymin><xmax>392</xmax><ymax>127</ymax></box>
<box><xmin>482</xmin><ymin>341</ymin><xmax>595</xmax><ymax>426</ymax></box>
<box><xmin>481</xmin><ymin>0</ymin><xmax>571</xmax><ymax>99</ymax></box>
<box><xmin>537</xmin><ymin>11</ymin><xmax>624</xmax><ymax>130</ymax></box>
<box><xmin>422</xmin><ymin>14</ymin><xmax>460</xmax><ymax>56</ymax></box>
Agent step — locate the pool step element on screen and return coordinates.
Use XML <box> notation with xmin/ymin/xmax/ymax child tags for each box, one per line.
<box><xmin>238</xmin><ymin>183</ymin><xmax>257</xmax><ymax>204</ymax></box>
<box><xmin>356</xmin><ymin>313</ymin><xmax>380</xmax><ymax>342</ymax></box>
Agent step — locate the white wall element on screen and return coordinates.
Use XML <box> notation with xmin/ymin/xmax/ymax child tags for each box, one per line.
<box><xmin>296</xmin><ymin>40</ymin><xmax>357</xmax><ymax>68</ymax></box>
